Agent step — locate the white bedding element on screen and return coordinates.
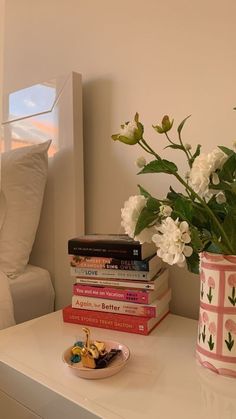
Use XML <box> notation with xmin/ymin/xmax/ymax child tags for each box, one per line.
<box><xmin>0</xmin><ymin>270</ymin><xmax>16</xmax><ymax>330</ymax></box>
<box><xmin>9</xmin><ymin>265</ymin><xmax>55</xmax><ymax>324</ymax></box>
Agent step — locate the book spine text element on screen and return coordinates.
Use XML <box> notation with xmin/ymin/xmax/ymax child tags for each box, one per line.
<box><xmin>72</xmin><ymin>288</ymin><xmax>171</xmax><ymax>317</ymax></box>
<box><xmin>69</xmin><ymin>255</ymin><xmax>151</xmax><ymax>271</ymax></box>
<box><xmin>68</xmin><ymin>245</ymin><xmax>142</xmax><ymax>260</ymax></box>
<box><xmin>74</xmin><ymin>276</ymin><xmax>156</xmax><ymax>290</ymax></box>
<box><xmin>63</xmin><ymin>308</ymin><xmax>149</xmax><ymax>335</ymax></box>
<box><xmin>73</xmin><ymin>284</ymin><xmax>150</xmax><ymax>304</ymax></box>
<box><xmin>70</xmin><ymin>267</ymin><xmax>153</xmax><ymax>280</ymax></box>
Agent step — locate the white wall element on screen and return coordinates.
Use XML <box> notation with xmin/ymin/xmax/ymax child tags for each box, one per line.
<box><xmin>0</xmin><ymin>0</ymin><xmax>5</xmax><ymax>134</ymax></box>
<box><xmin>3</xmin><ymin>0</ymin><xmax>236</xmax><ymax>318</ymax></box>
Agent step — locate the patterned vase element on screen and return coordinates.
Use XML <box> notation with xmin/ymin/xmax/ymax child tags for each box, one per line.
<box><xmin>196</xmin><ymin>252</ymin><xmax>236</xmax><ymax>377</ymax></box>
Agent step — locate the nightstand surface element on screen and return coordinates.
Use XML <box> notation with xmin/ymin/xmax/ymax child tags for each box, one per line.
<box><xmin>0</xmin><ymin>311</ymin><xmax>235</xmax><ymax>419</ymax></box>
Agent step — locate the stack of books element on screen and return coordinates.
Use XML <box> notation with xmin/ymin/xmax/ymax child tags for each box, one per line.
<box><xmin>62</xmin><ymin>234</ymin><xmax>171</xmax><ymax>335</ymax></box>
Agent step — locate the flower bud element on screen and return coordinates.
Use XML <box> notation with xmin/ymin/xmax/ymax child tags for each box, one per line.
<box><xmin>153</xmin><ymin>115</ymin><xmax>174</xmax><ymax>134</ymax></box>
<box><xmin>161</xmin><ymin>115</ymin><xmax>174</xmax><ymax>132</ymax></box>
<box><xmin>111</xmin><ymin>113</ymin><xmax>144</xmax><ymax>145</ymax></box>
<box><xmin>135</xmin><ymin>156</ymin><xmax>146</xmax><ymax>168</ymax></box>
<box><xmin>212</xmin><ymin>172</ymin><xmax>220</xmax><ymax>185</ymax></box>
<box><xmin>216</xmin><ymin>191</ymin><xmax>226</xmax><ymax>204</ymax></box>
<box><xmin>184</xmin><ymin>143</ymin><xmax>192</xmax><ymax>151</ymax></box>
<box><xmin>159</xmin><ymin>205</ymin><xmax>172</xmax><ymax>217</ymax></box>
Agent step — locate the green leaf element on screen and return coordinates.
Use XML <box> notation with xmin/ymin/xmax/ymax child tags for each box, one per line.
<box><xmin>207</xmin><ymin>196</ymin><xmax>227</xmax><ymax>219</ymax></box>
<box><xmin>186</xmin><ymin>251</ymin><xmax>200</xmax><ymax>274</ymax></box>
<box><xmin>224</xmin><ymin>189</ymin><xmax>236</xmax><ymax>206</ymax></box>
<box><xmin>164</xmin><ymin>144</ymin><xmax>184</xmax><ymax>151</ymax></box>
<box><xmin>231</xmin><ymin>181</ymin><xmax>236</xmax><ymax>194</ymax></box>
<box><xmin>138</xmin><ymin>159</ymin><xmax>178</xmax><ymax>175</ymax></box>
<box><xmin>113</xmin><ymin>134</ymin><xmax>138</xmax><ymax>145</ymax></box>
<box><xmin>146</xmin><ymin>197</ymin><xmax>160</xmax><ymax>212</ymax></box>
<box><xmin>134</xmin><ymin>112</ymin><xmax>139</xmax><ymax>123</ymax></box>
<box><xmin>222</xmin><ymin>209</ymin><xmax>236</xmax><ymax>253</ymax></box>
<box><xmin>137</xmin><ymin>184</ymin><xmax>152</xmax><ymax>198</ymax></box>
<box><xmin>167</xmin><ymin>187</ymin><xmax>179</xmax><ymax>200</ymax></box>
<box><xmin>134</xmin><ymin>207</ymin><xmax>158</xmax><ymax>236</ymax></box>
<box><xmin>219</xmin><ymin>154</ymin><xmax>236</xmax><ymax>182</ymax></box>
<box><xmin>206</xmin><ymin>243</ymin><xmax>222</xmax><ymax>254</ymax></box>
<box><xmin>173</xmin><ymin>197</ymin><xmax>193</xmax><ymax>223</ymax></box>
<box><xmin>190</xmin><ymin>144</ymin><xmax>201</xmax><ymax>165</ymax></box>
<box><xmin>135</xmin><ymin>121</ymin><xmax>144</xmax><ymax>140</ymax></box>
<box><xmin>192</xmin><ymin>205</ymin><xmax>209</xmax><ymax>228</ymax></box>
<box><xmin>177</xmin><ymin>115</ymin><xmax>191</xmax><ymax>136</ymax></box>
<box><xmin>190</xmin><ymin>227</ymin><xmax>204</xmax><ymax>252</ymax></box>
<box><xmin>218</xmin><ymin>146</ymin><xmax>235</xmax><ymax>156</ymax></box>
<box><xmin>153</xmin><ymin>124</ymin><xmax>165</xmax><ymax>134</ymax></box>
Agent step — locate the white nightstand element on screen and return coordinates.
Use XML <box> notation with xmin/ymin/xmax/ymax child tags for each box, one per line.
<box><xmin>0</xmin><ymin>311</ymin><xmax>235</xmax><ymax>419</ymax></box>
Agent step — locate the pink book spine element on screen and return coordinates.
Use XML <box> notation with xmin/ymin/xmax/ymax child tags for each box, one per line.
<box><xmin>71</xmin><ymin>295</ymin><xmax>156</xmax><ymax>317</ymax></box>
<box><xmin>62</xmin><ymin>306</ymin><xmax>149</xmax><ymax>335</ymax></box>
<box><xmin>72</xmin><ymin>284</ymin><xmax>149</xmax><ymax>304</ymax></box>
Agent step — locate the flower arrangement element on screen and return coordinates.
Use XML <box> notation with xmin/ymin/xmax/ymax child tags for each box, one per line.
<box><xmin>112</xmin><ymin>113</ymin><xmax>236</xmax><ymax>274</ymax></box>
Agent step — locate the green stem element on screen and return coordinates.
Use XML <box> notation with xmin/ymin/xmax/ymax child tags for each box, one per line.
<box><xmin>140</xmin><ymin>138</ymin><xmax>162</xmax><ymax>160</ymax></box>
<box><xmin>138</xmin><ymin>141</ymin><xmax>153</xmax><ymax>155</ymax></box>
<box><xmin>165</xmin><ymin>132</ymin><xmax>192</xmax><ymax>168</ymax></box>
<box><xmin>164</xmin><ymin>132</ymin><xmax>176</xmax><ymax>146</ymax></box>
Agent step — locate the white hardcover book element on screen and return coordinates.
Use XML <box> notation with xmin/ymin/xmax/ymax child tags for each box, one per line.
<box><xmin>74</xmin><ymin>268</ymin><xmax>169</xmax><ymax>291</ymax></box>
<box><xmin>71</xmin><ymin>265</ymin><xmax>161</xmax><ymax>280</ymax></box>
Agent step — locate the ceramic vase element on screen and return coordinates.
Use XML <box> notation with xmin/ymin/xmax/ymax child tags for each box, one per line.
<box><xmin>196</xmin><ymin>252</ymin><xmax>236</xmax><ymax>377</ymax></box>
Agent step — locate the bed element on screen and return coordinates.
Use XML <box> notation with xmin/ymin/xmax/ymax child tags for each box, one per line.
<box><xmin>0</xmin><ymin>72</ymin><xmax>84</xmax><ymax>327</ymax></box>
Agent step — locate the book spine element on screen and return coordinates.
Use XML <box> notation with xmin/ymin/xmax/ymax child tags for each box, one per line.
<box><xmin>74</xmin><ymin>276</ymin><xmax>155</xmax><ymax>290</ymax></box>
<box><xmin>69</xmin><ymin>255</ymin><xmax>150</xmax><ymax>271</ymax></box>
<box><xmin>70</xmin><ymin>267</ymin><xmax>153</xmax><ymax>280</ymax></box>
<box><xmin>73</xmin><ymin>284</ymin><xmax>150</xmax><ymax>304</ymax></box>
<box><xmin>63</xmin><ymin>307</ymin><xmax>149</xmax><ymax>335</ymax></box>
<box><xmin>68</xmin><ymin>244</ymin><xmax>142</xmax><ymax>260</ymax></box>
<box><xmin>71</xmin><ymin>295</ymin><xmax>157</xmax><ymax>317</ymax></box>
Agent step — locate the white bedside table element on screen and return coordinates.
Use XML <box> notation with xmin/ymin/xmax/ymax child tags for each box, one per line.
<box><xmin>0</xmin><ymin>311</ymin><xmax>235</xmax><ymax>419</ymax></box>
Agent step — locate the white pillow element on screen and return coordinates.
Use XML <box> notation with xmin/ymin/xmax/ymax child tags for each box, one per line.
<box><xmin>0</xmin><ymin>140</ymin><xmax>51</xmax><ymax>278</ymax></box>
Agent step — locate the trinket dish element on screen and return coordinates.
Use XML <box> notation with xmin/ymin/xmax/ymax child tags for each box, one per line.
<box><xmin>62</xmin><ymin>339</ymin><xmax>130</xmax><ymax>379</ymax></box>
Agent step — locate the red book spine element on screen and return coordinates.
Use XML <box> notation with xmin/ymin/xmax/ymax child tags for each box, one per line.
<box><xmin>62</xmin><ymin>306</ymin><xmax>168</xmax><ymax>335</ymax></box>
<box><xmin>73</xmin><ymin>284</ymin><xmax>149</xmax><ymax>304</ymax></box>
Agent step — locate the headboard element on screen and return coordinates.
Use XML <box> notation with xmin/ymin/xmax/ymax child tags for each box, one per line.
<box><xmin>1</xmin><ymin>72</ymin><xmax>84</xmax><ymax>309</ymax></box>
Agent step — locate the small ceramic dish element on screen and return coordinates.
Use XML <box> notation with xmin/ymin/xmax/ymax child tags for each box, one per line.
<box><xmin>62</xmin><ymin>340</ymin><xmax>130</xmax><ymax>379</ymax></box>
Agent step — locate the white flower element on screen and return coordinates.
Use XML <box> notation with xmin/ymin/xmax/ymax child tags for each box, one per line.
<box><xmin>208</xmin><ymin>149</ymin><xmax>227</xmax><ymax>172</ymax></box>
<box><xmin>216</xmin><ymin>191</ymin><xmax>226</xmax><ymax>204</ymax></box>
<box><xmin>121</xmin><ymin>195</ymin><xmax>156</xmax><ymax>243</ymax></box>
<box><xmin>152</xmin><ymin>217</ymin><xmax>193</xmax><ymax>267</ymax></box>
<box><xmin>212</xmin><ymin>172</ymin><xmax>220</xmax><ymax>185</ymax></box>
<box><xmin>135</xmin><ymin>156</ymin><xmax>146</xmax><ymax>168</ymax></box>
<box><xmin>189</xmin><ymin>149</ymin><xmax>227</xmax><ymax>200</ymax></box>
<box><xmin>159</xmin><ymin>205</ymin><xmax>172</xmax><ymax>217</ymax></box>
<box><xmin>119</xmin><ymin>121</ymin><xmax>138</xmax><ymax>140</ymax></box>
<box><xmin>189</xmin><ymin>154</ymin><xmax>211</xmax><ymax>199</ymax></box>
